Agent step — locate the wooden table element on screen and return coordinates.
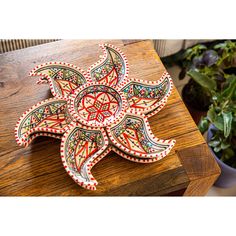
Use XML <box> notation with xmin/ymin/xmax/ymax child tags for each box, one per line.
<box><xmin>0</xmin><ymin>40</ymin><xmax>220</xmax><ymax>196</ymax></box>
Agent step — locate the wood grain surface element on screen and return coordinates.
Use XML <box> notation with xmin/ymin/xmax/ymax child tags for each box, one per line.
<box><xmin>0</xmin><ymin>40</ymin><xmax>220</xmax><ymax>196</ymax></box>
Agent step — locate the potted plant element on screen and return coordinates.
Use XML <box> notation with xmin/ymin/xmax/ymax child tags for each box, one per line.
<box><xmin>162</xmin><ymin>40</ymin><xmax>236</xmax><ymax>124</ymax></box>
<box><xmin>199</xmin><ymin>76</ymin><xmax>236</xmax><ymax>188</ymax></box>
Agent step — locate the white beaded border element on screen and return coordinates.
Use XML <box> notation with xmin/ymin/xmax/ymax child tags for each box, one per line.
<box><xmin>118</xmin><ymin>70</ymin><xmax>169</xmax><ymax>90</ymax></box>
<box><xmin>67</xmin><ymin>82</ymin><xmax>128</xmax><ymax>128</ymax></box>
<box><xmin>106</xmin><ymin>112</ymin><xmax>176</xmax><ymax>159</ymax></box>
<box><xmin>111</xmin><ymin>146</ymin><xmax>166</xmax><ymax>163</ymax></box>
<box><xmin>90</xmin><ymin>145</ymin><xmax>172</xmax><ymax>165</ymax></box>
<box><xmin>119</xmin><ymin>71</ymin><xmax>174</xmax><ymax>117</ymax></box>
<box><xmin>29</xmin><ymin>61</ymin><xmax>91</xmax><ymax>99</ymax></box>
<box><xmin>145</xmin><ymin>99</ymin><xmax>168</xmax><ymax>118</ymax></box>
<box><xmin>90</xmin><ymin>146</ymin><xmax>113</xmax><ymax>168</ymax></box>
<box><xmin>15</xmin><ymin>97</ymin><xmax>69</xmax><ymax>146</ymax></box>
<box><xmin>60</xmin><ymin>122</ymin><xmax>109</xmax><ymax>190</ymax></box>
<box><xmin>87</xmin><ymin>43</ymin><xmax>129</xmax><ymax>86</ymax></box>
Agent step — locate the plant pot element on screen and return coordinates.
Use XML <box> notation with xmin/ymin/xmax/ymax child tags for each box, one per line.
<box><xmin>207</xmin><ymin>125</ymin><xmax>236</xmax><ymax>188</ymax></box>
<box><xmin>182</xmin><ymin>98</ymin><xmax>207</xmax><ymax>125</ymax></box>
<box><xmin>182</xmin><ymin>81</ymin><xmax>208</xmax><ymax>124</ymax></box>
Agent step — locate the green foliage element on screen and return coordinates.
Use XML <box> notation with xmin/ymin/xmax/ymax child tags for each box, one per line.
<box><xmin>180</xmin><ymin>41</ymin><xmax>236</xmax><ymax>102</ymax></box>
<box><xmin>183</xmin><ymin>44</ymin><xmax>207</xmax><ymax>61</ymax></box>
<box><xmin>177</xmin><ymin>41</ymin><xmax>236</xmax><ymax>167</ymax></box>
<box><xmin>168</xmin><ymin>40</ymin><xmax>236</xmax><ymax>167</ymax></box>
<box><xmin>198</xmin><ymin>116</ymin><xmax>209</xmax><ymax>133</ymax></box>
<box><xmin>214</xmin><ymin>40</ymin><xmax>236</xmax><ymax>68</ymax></box>
<box><xmin>198</xmin><ymin>77</ymin><xmax>236</xmax><ymax>167</ymax></box>
<box><xmin>187</xmin><ymin>70</ymin><xmax>217</xmax><ymax>91</ymax></box>
<box><xmin>223</xmin><ymin>112</ymin><xmax>233</xmax><ymax>138</ymax></box>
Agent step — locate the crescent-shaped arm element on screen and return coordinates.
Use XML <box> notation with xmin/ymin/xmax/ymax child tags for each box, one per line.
<box><xmin>107</xmin><ymin>113</ymin><xmax>175</xmax><ymax>159</ymax></box>
<box><xmin>29</xmin><ymin>62</ymin><xmax>90</xmax><ymax>98</ymax></box>
<box><xmin>15</xmin><ymin>98</ymin><xmax>71</xmax><ymax>147</ymax></box>
<box><xmin>60</xmin><ymin>123</ymin><xmax>109</xmax><ymax>190</ymax></box>
<box><xmin>88</xmin><ymin>44</ymin><xmax>129</xmax><ymax>87</ymax></box>
<box><xmin>120</xmin><ymin>72</ymin><xmax>173</xmax><ymax>117</ymax></box>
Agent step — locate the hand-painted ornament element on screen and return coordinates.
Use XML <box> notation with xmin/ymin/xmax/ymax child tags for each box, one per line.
<box><xmin>15</xmin><ymin>44</ymin><xmax>175</xmax><ymax>190</ymax></box>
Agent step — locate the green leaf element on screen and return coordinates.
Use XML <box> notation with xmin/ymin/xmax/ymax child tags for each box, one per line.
<box><xmin>222</xmin><ymin>112</ymin><xmax>233</xmax><ymax>138</ymax></box>
<box><xmin>221</xmin><ymin>75</ymin><xmax>236</xmax><ymax>100</ymax></box>
<box><xmin>208</xmin><ymin>140</ymin><xmax>221</xmax><ymax>147</ymax></box>
<box><xmin>187</xmin><ymin>70</ymin><xmax>217</xmax><ymax>91</ymax></box>
<box><xmin>183</xmin><ymin>48</ymin><xmax>193</xmax><ymax>59</ymax></box>
<box><xmin>215</xmin><ymin>106</ymin><xmax>221</xmax><ymax>113</ymax></box>
<box><xmin>207</xmin><ymin>106</ymin><xmax>216</xmax><ymax>123</ymax></box>
<box><xmin>220</xmin><ymin>142</ymin><xmax>231</xmax><ymax>150</ymax></box>
<box><xmin>223</xmin><ymin>148</ymin><xmax>235</xmax><ymax>160</ymax></box>
<box><xmin>214</xmin><ymin>43</ymin><xmax>227</xmax><ymax>50</ymax></box>
<box><xmin>197</xmin><ymin>45</ymin><xmax>207</xmax><ymax>50</ymax></box>
<box><xmin>213</xmin><ymin>115</ymin><xmax>224</xmax><ymax>131</ymax></box>
<box><xmin>214</xmin><ymin>146</ymin><xmax>222</xmax><ymax>153</ymax></box>
<box><xmin>198</xmin><ymin>117</ymin><xmax>209</xmax><ymax>133</ymax></box>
